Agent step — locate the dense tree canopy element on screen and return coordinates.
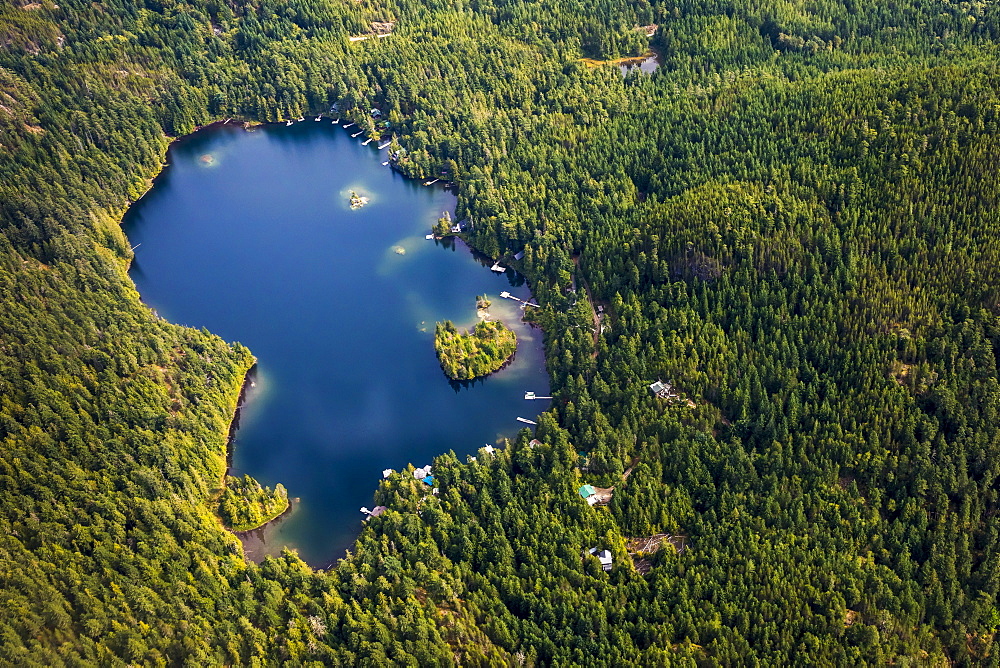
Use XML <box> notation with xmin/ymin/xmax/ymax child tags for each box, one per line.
<box><xmin>2</xmin><ymin>0</ymin><xmax>1000</xmax><ymax>663</ymax></box>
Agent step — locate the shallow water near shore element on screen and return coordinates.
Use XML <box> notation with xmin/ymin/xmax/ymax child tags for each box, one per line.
<box><xmin>123</xmin><ymin>121</ymin><xmax>550</xmax><ymax>566</ymax></box>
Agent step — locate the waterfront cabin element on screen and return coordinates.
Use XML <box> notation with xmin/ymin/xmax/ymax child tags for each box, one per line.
<box><xmin>382</xmin><ymin>468</ymin><xmax>394</xmax><ymax>479</ymax></box>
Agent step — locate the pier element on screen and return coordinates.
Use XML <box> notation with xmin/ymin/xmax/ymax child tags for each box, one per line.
<box><xmin>524</xmin><ymin>392</ymin><xmax>552</xmax><ymax>400</ymax></box>
<box><xmin>490</xmin><ymin>262</ymin><xmax>506</xmax><ymax>273</ymax></box>
<box><xmin>342</xmin><ymin>122</ymin><xmax>355</xmax><ymax>128</ymax></box>
<box><xmin>499</xmin><ymin>291</ymin><xmax>539</xmax><ymax>307</ymax></box>
<box><xmin>378</xmin><ymin>141</ymin><xmax>392</xmax><ymax>149</ymax></box>
<box><xmin>351</xmin><ymin>131</ymin><xmax>363</xmax><ymax>137</ymax></box>
<box><xmin>424</xmin><ymin>178</ymin><xmax>439</xmax><ymax>186</ymax></box>
<box><xmin>362</xmin><ymin>137</ymin><xmax>373</xmax><ymax>145</ymax></box>
<box><xmin>516</xmin><ymin>417</ymin><xmax>537</xmax><ymax>425</ymax></box>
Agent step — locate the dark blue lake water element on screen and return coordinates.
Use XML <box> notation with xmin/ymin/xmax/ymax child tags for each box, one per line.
<box><xmin>123</xmin><ymin>121</ymin><xmax>550</xmax><ymax>566</ymax></box>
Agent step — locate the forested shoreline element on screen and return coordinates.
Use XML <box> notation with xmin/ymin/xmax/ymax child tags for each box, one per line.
<box><xmin>3</xmin><ymin>0</ymin><xmax>1000</xmax><ymax>663</ymax></box>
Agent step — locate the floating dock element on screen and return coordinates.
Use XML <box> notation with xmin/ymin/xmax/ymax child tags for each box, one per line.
<box><xmin>351</xmin><ymin>131</ymin><xmax>363</xmax><ymax>137</ymax></box>
<box><xmin>378</xmin><ymin>141</ymin><xmax>392</xmax><ymax>149</ymax></box>
<box><xmin>499</xmin><ymin>291</ymin><xmax>539</xmax><ymax>307</ymax></box>
<box><xmin>362</xmin><ymin>137</ymin><xmax>373</xmax><ymax>145</ymax></box>
<box><xmin>342</xmin><ymin>122</ymin><xmax>355</xmax><ymax>128</ymax></box>
<box><xmin>516</xmin><ymin>417</ymin><xmax>537</xmax><ymax>425</ymax></box>
<box><xmin>524</xmin><ymin>392</ymin><xmax>552</xmax><ymax>400</ymax></box>
<box><xmin>490</xmin><ymin>262</ymin><xmax>505</xmax><ymax>273</ymax></box>
<box><xmin>424</xmin><ymin>178</ymin><xmax>439</xmax><ymax>186</ymax></box>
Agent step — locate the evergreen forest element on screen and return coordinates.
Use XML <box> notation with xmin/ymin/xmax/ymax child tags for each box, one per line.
<box><xmin>2</xmin><ymin>0</ymin><xmax>1000</xmax><ymax>663</ymax></box>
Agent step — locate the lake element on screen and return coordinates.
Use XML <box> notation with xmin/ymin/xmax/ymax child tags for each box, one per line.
<box><xmin>123</xmin><ymin>121</ymin><xmax>550</xmax><ymax>566</ymax></box>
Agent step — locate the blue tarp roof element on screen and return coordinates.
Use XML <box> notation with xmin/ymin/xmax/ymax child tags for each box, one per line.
<box><xmin>423</xmin><ymin>475</ymin><xmax>435</xmax><ymax>485</ymax></box>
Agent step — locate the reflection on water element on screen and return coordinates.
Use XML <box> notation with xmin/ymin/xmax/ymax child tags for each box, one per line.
<box><xmin>620</xmin><ymin>50</ymin><xmax>660</xmax><ymax>75</ymax></box>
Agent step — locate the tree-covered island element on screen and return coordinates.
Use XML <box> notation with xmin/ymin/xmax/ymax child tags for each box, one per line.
<box><xmin>434</xmin><ymin>318</ymin><xmax>516</xmax><ymax>380</ymax></box>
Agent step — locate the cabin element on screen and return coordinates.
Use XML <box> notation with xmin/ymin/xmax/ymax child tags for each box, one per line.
<box><xmin>382</xmin><ymin>468</ymin><xmax>394</xmax><ymax>479</ymax></box>
<box><xmin>412</xmin><ymin>465</ymin><xmax>433</xmax><ymax>480</ymax></box>
<box><xmin>514</xmin><ymin>250</ymin><xmax>525</xmax><ymax>261</ymax></box>
<box><xmin>579</xmin><ymin>484</ymin><xmax>598</xmax><ymax>505</ymax></box>
<box><xmin>649</xmin><ymin>380</ymin><xmax>678</xmax><ymax>400</ymax></box>
<box><xmin>529</xmin><ymin>439</ymin><xmax>542</xmax><ymax>447</ymax></box>
<box><xmin>587</xmin><ymin>547</ymin><xmax>613</xmax><ymax>571</ymax></box>
<box><xmin>369</xmin><ymin>505</ymin><xmax>387</xmax><ymax>517</ymax></box>
<box><xmin>370</xmin><ymin>108</ymin><xmax>383</xmax><ymax>118</ymax></box>
<box><xmin>483</xmin><ymin>445</ymin><xmax>495</xmax><ymax>455</ymax></box>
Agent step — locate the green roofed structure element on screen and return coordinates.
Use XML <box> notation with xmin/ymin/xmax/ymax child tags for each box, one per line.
<box><xmin>579</xmin><ymin>484</ymin><xmax>596</xmax><ymax>499</ymax></box>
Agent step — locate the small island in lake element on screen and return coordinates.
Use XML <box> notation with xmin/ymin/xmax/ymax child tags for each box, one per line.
<box><xmin>434</xmin><ymin>315</ymin><xmax>516</xmax><ymax>381</ymax></box>
<box><xmin>349</xmin><ymin>190</ymin><xmax>369</xmax><ymax>209</ymax></box>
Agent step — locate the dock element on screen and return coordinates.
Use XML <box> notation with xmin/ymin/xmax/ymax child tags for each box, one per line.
<box><xmin>516</xmin><ymin>417</ymin><xmax>537</xmax><ymax>425</ymax></box>
<box><xmin>524</xmin><ymin>392</ymin><xmax>552</xmax><ymax>400</ymax></box>
<box><xmin>332</xmin><ymin>118</ymin><xmax>340</xmax><ymax>124</ymax></box>
<box><xmin>362</xmin><ymin>137</ymin><xmax>373</xmax><ymax>145</ymax></box>
<box><xmin>315</xmin><ymin>116</ymin><xmax>322</xmax><ymax>121</ymax></box>
<box><xmin>343</xmin><ymin>122</ymin><xmax>355</xmax><ymax>128</ymax></box>
<box><xmin>499</xmin><ymin>291</ymin><xmax>539</xmax><ymax>307</ymax></box>
<box><xmin>490</xmin><ymin>262</ymin><xmax>505</xmax><ymax>273</ymax></box>
<box><xmin>285</xmin><ymin>120</ymin><xmax>293</xmax><ymax>126</ymax></box>
<box><xmin>351</xmin><ymin>131</ymin><xmax>363</xmax><ymax>137</ymax></box>
<box><xmin>378</xmin><ymin>141</ymin><xmax>392</xmax><ymax>149</ymax></box>
<box><xmin>424</xmin><ymin>178</ymin><xmax>439</xmax><ymax>186</ymax></box>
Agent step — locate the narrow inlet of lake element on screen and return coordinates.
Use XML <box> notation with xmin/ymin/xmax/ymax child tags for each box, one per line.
<box><xmin>123</xmin><ymin>122</ymin><xmax>550</xmax><ymax>566</ymax></box>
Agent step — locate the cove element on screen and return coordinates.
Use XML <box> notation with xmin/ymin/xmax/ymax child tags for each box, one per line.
<box><xmin>123</xmin><ymin>122</ymin><xmax>550</xmax><ymax>566</ymax></box>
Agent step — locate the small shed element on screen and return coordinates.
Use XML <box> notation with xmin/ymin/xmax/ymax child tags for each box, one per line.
<box><xmin>579</xmin><ymin>484</ymin><xmax>596</xmax><ymax>499</ymax></box>
<box><xmin>597</xmin><ymin>549</ymin><xmax>613</xmax><ymax>571</ymax></box>
<box><xmin>382</xmin><ymin>468</ymin><xmax>394</xmax><ymax>479</ymax></box>
<box><xmin>369</xmin><ymin>505</ymin><xmax>387</xmax><ymax>517</ymax></box>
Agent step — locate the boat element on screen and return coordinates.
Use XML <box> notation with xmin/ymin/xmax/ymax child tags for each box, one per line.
<box><xmin>285</xmin><ymin>120</ymin><xmax>293</xmax><ymax>126</ymax></box>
